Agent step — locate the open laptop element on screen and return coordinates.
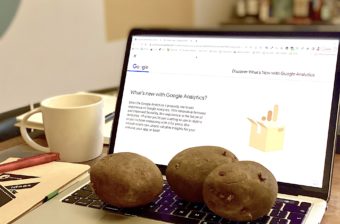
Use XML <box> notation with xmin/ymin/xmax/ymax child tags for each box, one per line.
<box><xmin>15</xmin><ymin>28</ymin><xmax>340</xmax><ymax>224</ymax></box>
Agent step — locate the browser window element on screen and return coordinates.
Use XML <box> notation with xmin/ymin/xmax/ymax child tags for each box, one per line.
<box><xmin>114</xmin><ymin>35</ymin><xmax>339</xmax><ymax>188</ymax></box>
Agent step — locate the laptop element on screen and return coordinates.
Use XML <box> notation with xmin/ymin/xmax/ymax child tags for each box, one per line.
<box><xmin>14</xmin><ymin>28</ymin><xmax>340</xmax><ymax>224</ymax></box>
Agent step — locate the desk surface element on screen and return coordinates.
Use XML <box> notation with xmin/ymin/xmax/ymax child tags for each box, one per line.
<box><xmin>1</xmin><ymin>136</ymin><xmax>340</xmax><ymax>223</ymax></box>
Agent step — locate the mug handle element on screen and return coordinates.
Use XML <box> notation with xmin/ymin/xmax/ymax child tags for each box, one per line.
<box><xmin>20</xmin><ymin>108</ymin><xmax>50</xmax><ymax>153</ymax></box>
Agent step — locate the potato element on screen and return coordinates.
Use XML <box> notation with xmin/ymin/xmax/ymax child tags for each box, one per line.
<box><xmin>166</xmin><ymin>146</ymin><xmax>238</xmax><ymax>202</ymax></box>
<box><xmin>202</xmin><ymin>161</ymin><xmax>278</xmax><ymax>221</ymax></box>
<box><xmin>90</xmin><ymin>152</ymin><xmax>163</xmax><ymax>208</ymax></box>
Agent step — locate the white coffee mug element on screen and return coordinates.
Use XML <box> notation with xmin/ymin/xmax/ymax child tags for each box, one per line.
<box><xmin>20</xmin><ymin>93</ymin><xmax>104</xmax><ymax>162</ymax></box>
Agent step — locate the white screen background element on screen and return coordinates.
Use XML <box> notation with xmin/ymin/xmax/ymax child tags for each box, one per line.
<box><xmin>114</xmin><ymin>36</ymin><xmax>338</xmax><ymax>188</ymax></box>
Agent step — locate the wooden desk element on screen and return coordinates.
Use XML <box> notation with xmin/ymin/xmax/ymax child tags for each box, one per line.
<box><xmin>1</xmin><ymin>136</ymin><xmax>339</xmax><ymax>223</ymax></box>
<box><xmin>0</xmin><ymin>135</ymin><xmax>108</xmax><ymax>166</ymax></box>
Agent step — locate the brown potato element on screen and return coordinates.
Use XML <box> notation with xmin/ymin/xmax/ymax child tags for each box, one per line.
<box><xmin>166</xmin><ymin>146</ymin><xmax>238</xmax><ymax>202</ymax></box>
<box><xmin>203</xmin><ymin>161</ymin><xmax>278</xmax><ymax>221</ymax></box>
<box><xmin>90</xmin><ymin>152</ymin><xmax>163</xmax><ymax>208</ymax></box>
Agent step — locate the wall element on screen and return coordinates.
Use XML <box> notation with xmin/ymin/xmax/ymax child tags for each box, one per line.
<box><xmin>105</xmin><ymin>0</ymin><xmax>193</xmax><ymax>41</ymax></box>
<box><xmin>0</xmin><ymin>0</ymin><xmax>198</xmax><ymax>113</ymax></box>
<box><xmin>0</xmin><ymin>0</ymin><xmax>125</xmax><ymax>113</ymax></box>
<box><xmin>194</xmin><ymin>0</ymin><xmax>235</xmax><ymax>27</ymax></box>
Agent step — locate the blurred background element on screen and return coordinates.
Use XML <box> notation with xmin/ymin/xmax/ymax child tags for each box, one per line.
<box><xmin>0</xmin><ymin>0</ymin><xmax>339</xmax><ymax>142</ymax></box>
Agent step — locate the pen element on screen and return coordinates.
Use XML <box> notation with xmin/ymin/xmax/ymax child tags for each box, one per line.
<box><xmin>105</xmin><ymin>112</ymin><xmax>115</xmax><ymax>123</ymax></box>
<box><xmin>43</xmin><ymin>190</ymin><xmax>59</xmax><ymax>202</ymax></box>
<box><xmin>0</xmin><ymin>152</ymin><xmax>60</xmax><ymax>174</ymax></box>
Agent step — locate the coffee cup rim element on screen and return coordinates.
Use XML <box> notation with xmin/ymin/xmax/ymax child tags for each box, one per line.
<box><xmin>40</xmin><ymin>93</ymin><xmax>103</xmax><ymax>109</ymax></box>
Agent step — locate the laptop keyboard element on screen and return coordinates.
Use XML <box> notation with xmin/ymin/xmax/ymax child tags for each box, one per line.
<box><xmin>61</xmin><ymin>182</ymin><xmax>311</xmax><ymax>224</ymax></box>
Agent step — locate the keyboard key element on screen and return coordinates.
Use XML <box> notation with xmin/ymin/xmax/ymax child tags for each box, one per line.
<box><xmin>188</xmin><ymin>211</ymin><xmax>206</xmax><ymax>220</ymax></box>
<box><xmin>269</xmin><ymin>217</ymin><xmax>289</xmax><ymax>224</ymax></box>
<box><xmin>276</xmin><ymin>198</ymin><xmax>299</xmax><ymax>205</ymax></box>
<box><xmin>187</xmin><ymin>202</ymin><xmax>205</xmax><ymax>211</ymax></box>
<box><xmin>88</xmin><ymin>194</ymin><xmax>100</xmax><ymax>200</ymax></box>
<box><xmin>173</xmin><ymin>208</ymin><xmax>190</xmax><ymax>217</ymax></box>
<box><xmin>103</xmin><ymin>204</ymin><xmax>121</xmax><ymax>213</ymax></box>
<box><xmin>143</xmin><ymin>202</ymin><xmax>161</xmax><ymax>212</ymax></box>
<box><xmin>299</xmin><ymin>202</ymin><xmax>312</xmax><ymax>210</ymax></box>
<box><xmin>75</xmin><ymin>198</ymin><xmax>93</xmax><ymax>206</ymax></box>
<box><xmin>72</xmin><ymin>189</ymin><xmax>92</xmax><ymax>198</ymax></box>
<box><xmin>173</xmin><ymin>199</ymin><xmax>189</xmax><ymax>209</ymax></box>
<box><xmin>269</xmin><ymin>209</ymin><xmax>288</xmax><ymax>218</ymax></box>
<box><xmin>279</xmin><ymin>219</ymin><xmax>289</xmax><ymax>224</ymax></box>
<box><xmin>204</xmin><ymin>213</ymin><xmax>222</xmax><ymax>222</ymax></box>
<box><xmin>272</xmin><ymin>201</ymin><xmax>284</xmax><ymax>210</ymax></box>
<box><xmin>283</xmin><ymin>204</ymin><xmax>308</xmax><ymax>214</ymax></box>
<box><xmin>157</xmin><ymin>205</ymin><xmax>176</xmax><ymax>214</ymax></box>
<box><xmin>61</xmin><ymin>196</ymin><xmax>80</xmax><ymax>204</ymax></box>
<box><xmin>81</xmin><ymin>184</ymin><xmax>93</xmax><ymax>191</ymax></box>
<box><xmin>158</xmin><ymin>197</ymin><xmax>175</xmax><ymax>205</ymax></box>
<box><xmin>288</xmin><ymin>212</ymin><xmax>305</xmax><ymax>224</ymax></box>
<box><xmin>89</xmin><ymin>200</ymin><xmax>104</xmax><ymax>209</ymax></box>
<box><xmin>160</xmin><ymin>189</ymin><xmax>176</xmax><ymax>198</ymax></box>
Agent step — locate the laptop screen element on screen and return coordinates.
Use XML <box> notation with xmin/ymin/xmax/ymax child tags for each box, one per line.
<box><xmin>110</xmin><ymin>29</ymin><xmax>340</xmax><ymax>197</ymax></box>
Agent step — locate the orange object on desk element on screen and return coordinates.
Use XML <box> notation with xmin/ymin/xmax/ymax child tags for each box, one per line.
<box><xmin>0</xmin><ymin>152</ymin><xmax>60</xmax><ymax>173</ymax></box>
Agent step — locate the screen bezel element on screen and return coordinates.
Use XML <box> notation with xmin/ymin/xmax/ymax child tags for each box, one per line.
<box><xmin>109</xmin><ymin>28</ymin><xmax>340</xmax><ymax>201</ymax></box>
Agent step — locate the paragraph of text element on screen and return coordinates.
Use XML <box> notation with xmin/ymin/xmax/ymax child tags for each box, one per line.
<box><xmin>125</xmin><ymin>101</ymin><xmax>206</xmax><ymax>133</ymax></box>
